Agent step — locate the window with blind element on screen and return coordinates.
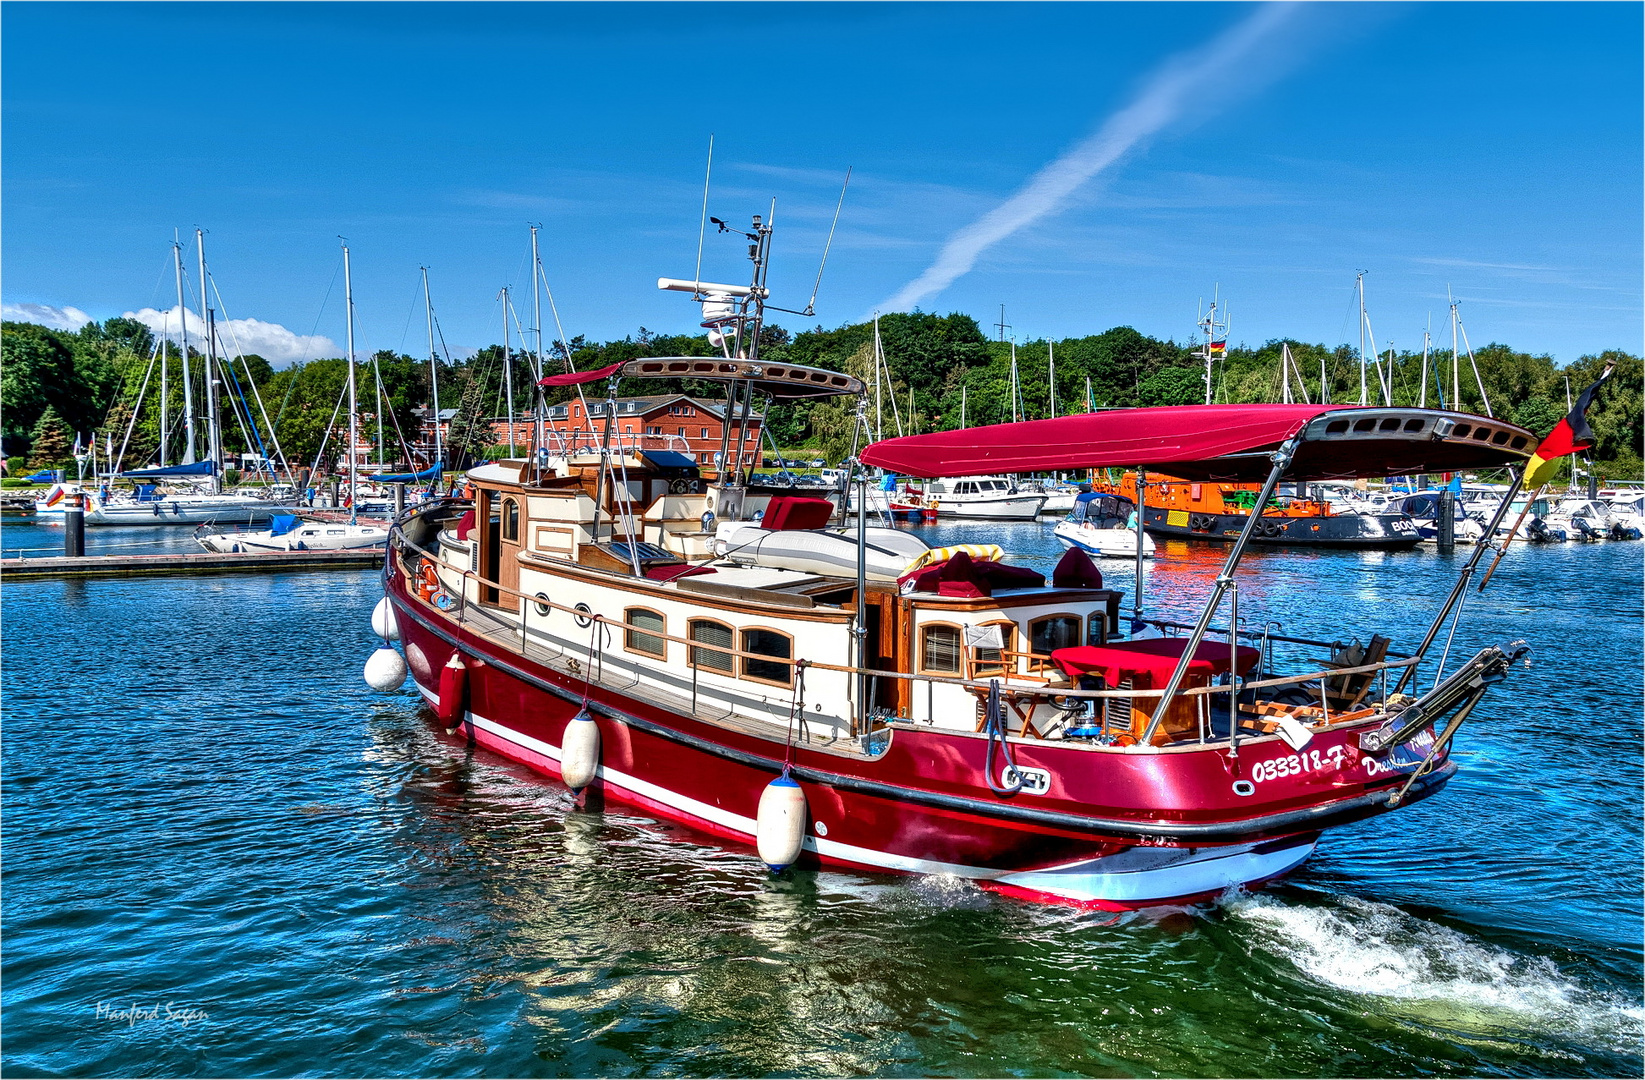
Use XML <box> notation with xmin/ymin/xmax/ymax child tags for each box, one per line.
<box><xmin>625</xmin><ymin>608</ymin><xmax>666</xmax><ymax>659</ymax></box>
<box><xmin>689</xmin><ymin>619</ymin><xmax>734</xmax><ymax>673</ymax></box>
<box><xmin>502</xmin><ymin>498</ymin><xmax>520</xmax><ymax>541</ymax></box>
<box><xmin>1029</xmin><ymin>614</ymin><xmax>1082</xmax><ymax>656</ymax></box>
<box><xmin>920</xmin><ymin>624</ymin><xmax>961</xmax><ymax>674</ymax></box>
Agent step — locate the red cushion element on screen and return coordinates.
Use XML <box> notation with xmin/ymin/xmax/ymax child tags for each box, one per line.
<box><xmin>1052</xmin><ymin>546</ymin><xmax>1104</xmax><ymax>589</ymax></box>
<box><xmin>974</xmin><ymin>560</ymin><xmax>1045</xmax><ymax>590</ymax></box>
<box><xmin>763</xmin><ymin>496</ymin><xmax>835</xmax><ymax>531</ymax></box>
<box><xmin>938</xmin><ymin>580</ymin><xmax>989</xmax><ymax>598</ymax></box>
<box><xmin>455</xmin><ymin>509</ymin><xmax>476</xmax><ymax>540</ymax></box>
<box><xmin>644</xmin><ymin>563</ymin><xmax>716</xmax><ymax>581</ymax></box>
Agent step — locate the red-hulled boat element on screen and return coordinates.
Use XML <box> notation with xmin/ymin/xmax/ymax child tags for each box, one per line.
<box><xmin>374</xmin><ymin>217</ymin><xmax>1536</xmax><ymax>908</ymax></box>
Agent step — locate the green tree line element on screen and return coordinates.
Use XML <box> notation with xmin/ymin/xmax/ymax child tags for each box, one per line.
<box><xmin>4</xmin><ymin>312</ymin><xmax>1639</xmax><ymax>480</ymax></box>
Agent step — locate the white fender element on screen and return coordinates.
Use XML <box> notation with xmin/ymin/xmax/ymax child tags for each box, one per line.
<box><xmin>560</xmin><ymin>709</ymin><xmax>601</xmax><ymax>792</ymax></box>
<box><xmin>363</xmin><ymin>644</ymin><xmax>408</xmax><ymax>691</ymax></box>
<box><xmin>371</xmin><ymin>596</ymin><xmax>400</xmax><ymax>641</ymax></box>
<box><xmin>755</xmin><ymin>774</ymin><xmax>808</xmax><ymax>871</ymax></box>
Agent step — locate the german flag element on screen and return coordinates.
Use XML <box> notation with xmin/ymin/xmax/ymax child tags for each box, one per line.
<box><xmin>1209</xmin><ymin>340</ymin><xmax>1227</xmax><ymax>359</ymax></box>
<box><xmin>1524</xmin><ymin>364</ymin><xmax>1615</xmax><ymax>488</ymax></box>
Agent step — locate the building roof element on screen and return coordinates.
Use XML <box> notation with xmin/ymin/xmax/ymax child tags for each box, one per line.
<box><xmin>539</xmin><ymin>393</ymin><xmax>764</xmax><ymax>422</ymax></box>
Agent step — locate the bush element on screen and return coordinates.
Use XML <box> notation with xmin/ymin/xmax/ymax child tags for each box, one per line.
<box><xmin>223</xmin><ymin>468</ymin><xmax>241</xmax><ymax>486</ymax></box>
<box><xmin>0</xmin><ymin>477</ymin><xmax>34</xmax><ymax>488</ymax></box>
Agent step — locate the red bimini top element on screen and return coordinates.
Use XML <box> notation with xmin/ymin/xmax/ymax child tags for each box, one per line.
<box><xmin>860</xmin><ymin>404</ymin><xmax>1536</xmax><ymax>483</ymax></box>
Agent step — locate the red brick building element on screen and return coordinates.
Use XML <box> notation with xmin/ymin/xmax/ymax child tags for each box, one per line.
<box><xmin>491</xmin><ymin>394</ymin><xmax>765</xmax><ymax>472</ymax></box>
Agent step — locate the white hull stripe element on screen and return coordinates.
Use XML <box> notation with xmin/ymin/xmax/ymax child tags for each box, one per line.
<box><xmin>429</xmin><ymin>691</ymin><xmax>1311</xmax><ymax>901</ymax></box>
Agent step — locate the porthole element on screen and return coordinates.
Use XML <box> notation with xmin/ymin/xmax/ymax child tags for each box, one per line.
<box><xmin>574</xmin><ymin>603</ymin><xmax>594</xmax><ymax>628</ymax></box>
<box><xmin>1232</xmin><ymin>780</ymin><xmax>1256</xmax><ymax>797</ymax></box>
<box><xmin>534</xmin><ymin>592</ymin><xmax>552</xmax><ymax>616</ymax></box>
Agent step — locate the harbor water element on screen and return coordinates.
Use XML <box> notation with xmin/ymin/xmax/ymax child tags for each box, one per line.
<box><xmin>2</xmin><ymin>517</ymin><xmax>1641</xmax><ymax>1077</ymax></box>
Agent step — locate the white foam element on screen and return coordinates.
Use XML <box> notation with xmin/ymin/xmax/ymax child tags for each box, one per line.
<box><xmin>1230</xmin><ymin>894</ymin><xmax>1644</xmax><ymax>1054</ymax></box>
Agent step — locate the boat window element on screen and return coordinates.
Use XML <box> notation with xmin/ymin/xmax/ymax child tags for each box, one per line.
<box><xmin>1028</xmin><ymin>614</ymin><xmax>1081</xmax><ymax>655</ymax></box>
<box><xmin>741</xmin><ymin>627</ymin><xmax>793</xmax><ymax>686</ymax></box>
<box><xmin>920</xmin><ymin>623</ymin><xmax>962</xmax><ymax>674</ymax></box>
<box><xmin>502</xmin><ymin>498</ymin><xmax>520</xmax><ymax>541</ymax></box>
<box><xmin>625</xmin><ymin>607</ymin><xmax>667</xmax><ymax>660</ymax></box>
<box><xmin>689</xmin><ymin>619</ymin><xmax>735</xmax><ymax>674</ymax></box>
<box><xmin>1087</xmin><ymin>611</ymin><xmax>1106</xmax><ymax>646</ymax></box>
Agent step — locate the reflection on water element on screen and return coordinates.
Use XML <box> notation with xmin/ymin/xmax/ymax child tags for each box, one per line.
<box><xmin>1</xmin><ymin>524</ymin><xmax>1640</xmax><ymax>1077</ymax></box>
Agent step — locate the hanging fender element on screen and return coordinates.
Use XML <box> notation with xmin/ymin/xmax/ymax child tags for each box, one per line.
<box><xmin>435</xmin><ymin>652</ymin><xmax>468</xmax><ymax>731</ymax></box>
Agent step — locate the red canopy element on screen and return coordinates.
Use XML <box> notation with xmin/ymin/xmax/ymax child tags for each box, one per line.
<box><xmin>538</xmin><ymin>360</ymin><xmax>624</xmax><ymax>386</ymax></box>
<box><xmin>860</xmin><ymin>405</ymin><xmax>1536</xmax><ymax>482</ymax></box>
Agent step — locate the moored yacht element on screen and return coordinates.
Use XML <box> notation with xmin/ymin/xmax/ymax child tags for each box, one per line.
<box><xmin>924</xmin><ymin>475</ymin><xmax>1046</xmax><ymax>520</ymax></box>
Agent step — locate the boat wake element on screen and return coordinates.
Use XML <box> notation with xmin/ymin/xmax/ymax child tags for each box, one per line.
<box><xmin>1228</xmin><ymin>893</ymin><xmax>1644</xmax><ymax>1057</ymax></box>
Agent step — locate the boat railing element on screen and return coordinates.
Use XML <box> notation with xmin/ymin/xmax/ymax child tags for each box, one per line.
<box><xmin>390</xmin><ymin>529</ymin><xmax>1417</xmax><ymax>744</ymax></box>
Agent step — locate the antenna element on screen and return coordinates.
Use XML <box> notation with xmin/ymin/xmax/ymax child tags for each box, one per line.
<box><xmin>693</xmin><ymin>135</ymin><xmax>714</xmax><ymax>291</ymax></box>
<box><xmin>800</xmin><ymin>166</ymin><xmax>851</xmax><ymax>317</ymax></box>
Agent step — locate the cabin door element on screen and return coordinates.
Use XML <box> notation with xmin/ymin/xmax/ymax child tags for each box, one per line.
<box><xmin>862</xmin><ymin>589</ymin><xmax>902</xmax><ymax>717</ymax></box>
<box><xmin>496</xmin><ymin>495</ymin><xmax>523</xmax><ymax>612</ymax></box>
<box><xmin>477</xmin><ymin>490</ymin><xmax>501</xmax><ymax>606</ymax></box>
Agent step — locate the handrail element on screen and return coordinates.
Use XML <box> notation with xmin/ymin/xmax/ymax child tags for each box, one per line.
<box><xmin>391</xmin><ymin>530</ymin><xmax>1416</xmax><ymax>707</ymax></box>
<box><xmin>1138</xmin><ymin>617</ymin><xmax>1413</xmax><ymax>659</ymax></box>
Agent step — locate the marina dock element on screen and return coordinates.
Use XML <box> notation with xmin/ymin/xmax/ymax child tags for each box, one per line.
<box><xmin>0</xmin><ymin>548</ymin><xmax>383</xmax><ymax>581</ymax></box>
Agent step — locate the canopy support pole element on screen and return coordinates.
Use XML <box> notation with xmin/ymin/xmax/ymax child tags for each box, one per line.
<box><xmin>1390</xmin><ymin>468</ymin><xmax>1526</xmax><ymax>696</ymax></box>
<box><xmin>1133</xmin><ymin>468</ymin><xmax>1146</xmax><ymax>630</ymax></box>
<box><xmin>1141</xmin><ymin>436</ymin><xmax>1300</xmax><ymax>744</ymax></box>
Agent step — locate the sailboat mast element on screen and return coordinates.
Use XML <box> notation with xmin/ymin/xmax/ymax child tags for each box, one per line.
<box><xmin>1357</xmin><ymin>272</ymin><xmax>1369</xmax><ymax>407</ymax></box>
<box><xmin>1280</xmin><ymin>343</ymin><xmax>1292</xmax><ymax>404</ymax></box>
<box><xmin>197</xmin><ymin>228</ymin><xmax>221</xmax><ymax>492</ymax></box>
<box><xmin>159</xmin><ymin>312</ymin><xmax>169</xmax><ymax>467</ymax></box>
<box><xmin>343</xmin><ymin>242</ymin><xmax>358</xmax><ymax>524</ymax></box>
<box><xmin>174</xmin><ymin>236</ymin><xmax>196</xmax><ymax>464</ymax></box>
<box><xmin>873</xmin><ymin>314</ymin><xmax>883</xmax><ymax>442</ymax></box>
<box><xmin>1009</xmin><ymin>340</ymin><xmax>1021</xmax><ymax>423</ymax></box>
<box><xmin>500</xmin><ymin>287</ymin><xmax>515</xmax><ymax>452</ymax></box>
<box><xmin>1049</xmin><ymin>340</ymin><xmax>1057</xmax><ymax>417</ymax></box>
<box><xmin>1419</xmin><ymin>325</ymin><xmax>1431</xmax><ymax>408</ymax></box>
<box><xmin>422</xmin><ymin>267</ymin><xmax>443</xmax><ymax>468</ymax></box>
<box><xmin>961</xmin><ymin>384</ymin><xmax>967</xmax><ymax>428</ymax></box>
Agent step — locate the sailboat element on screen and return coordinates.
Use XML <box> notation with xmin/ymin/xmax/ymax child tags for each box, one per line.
<box><xmin>195</xmin><ymin>242</ymin><xmax>385</xmax><ymax>552</ymax></box>
<box><xmin>87</xmin><ymin>231</ymin><xmax>297</xmax><ymax>526</ymax></box>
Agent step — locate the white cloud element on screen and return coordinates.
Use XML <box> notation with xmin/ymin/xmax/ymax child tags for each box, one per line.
<box><xmin>125</xmin><ymin>305</ymin><xmax>338</xmax><ymax>367</ymax></box>
<box><xmin>2</xmin><ymin>302</ymin><xmax>94</xmax><ymax>330</ymax></box>
<box><xmin>876</xmin><ymin>2</ymin><xmax>1308</xmax><ymax>316</ymax></box>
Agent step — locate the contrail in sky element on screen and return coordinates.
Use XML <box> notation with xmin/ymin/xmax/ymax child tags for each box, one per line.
<box><xmin>878</xmin><ymin>2</ymin><xmax>1306</xmax><ymax>315</ymax></box>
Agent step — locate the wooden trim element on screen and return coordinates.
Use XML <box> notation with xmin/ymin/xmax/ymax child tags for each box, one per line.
<box><xmin>738</xmin><ymin>624</ymin><xmax>795</xmax><ymax>689</ymax></box>
<box><xmin>909</xmin><ymin>588</ymin><xmax>1121</xmax><ymax>613</ymax></box>
<box><xmin>623</xmin><ymin>606</ymin><xmax>668</xmax><ymax>660</ymax></box>
<box><xmin>916</xmin><ymin>620</ymin><xmax>964</xmax><ymax>677</ymax></box>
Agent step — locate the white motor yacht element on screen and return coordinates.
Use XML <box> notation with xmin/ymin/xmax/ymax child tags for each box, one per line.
<box><xmin>1052</xmin><ymin>493</ymin><xmax>1155</xmax><ymax>558</ymax></box>
<box><xmin>925</xmin><ymin>476</ymin><xmax>1046</xmax><ymax>520</ymax></box>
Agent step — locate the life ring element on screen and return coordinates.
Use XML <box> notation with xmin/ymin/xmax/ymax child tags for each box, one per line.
<box><xmin>417</xmin><ymin>561</ymin><xmax>440</xmax><ymax>602</ymax></box>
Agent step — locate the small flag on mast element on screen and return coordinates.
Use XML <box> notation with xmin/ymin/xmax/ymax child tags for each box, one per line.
<box><xmin>1209</xmin><ymin>340</ymin><xmax>1227</xmax><ymax>359</ymax></box>
<box><xmin>1523</xmin><ymin>364</ymin><xmax>1615</xmax><ymax>488</ymax></box>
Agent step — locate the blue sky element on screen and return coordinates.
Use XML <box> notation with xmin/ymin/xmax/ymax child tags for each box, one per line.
<box><xmin>3</xmin><ymin>2</ymin><xmax>1639</xmax><ymax>367</ymax></box>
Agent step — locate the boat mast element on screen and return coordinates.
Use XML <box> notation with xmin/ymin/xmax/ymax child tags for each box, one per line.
<box><xmin>159</xmin><ymin>311</ymin><xmax>169</xmax><ymax>467</ymax></box>
<box><xmin>174</xmin><ymin>235</ymin><xmax>196</xmax><ymax>464</ymax></box>
<box><xmin>1198</xmin><ymin>288</ymin><xmax>1225</xmax><ymax>406</ymax></box>
<box><xmin>502</xmin><ymin>285</ymin><xmax>516</xmax><ymax>454</ymax></box>
<box><xmin>531</xmin><ymin>226</ymin><xmax>544</xmax><ymax>455</ymax></box>
<box><xmin>422</xmin><ymin>267</ymin><xmax>443</xmax><ymax>469</ymax></box>
<box><xmin>342</xmin><ymin>241</ymin><xmax>358</xmax><ymax>525</ymax></box>
<box><xmin>961</xmin><ymin>384</ymin><xmax>967</xmax><ymax>429</ymax></box>
<box><xmin>1048</xmin><ymin>340</ymin><xmax>1057</xmax><ymax>418</ymax></box>
<box><xmin>1009</xmin><ymin>340</ymin><xmax>1021</xmax><ymax>423</ymax></box>
<box><xmin>197</xmin><ymin>228</ymin><xmax>222</xmax><ymax>493</ymax></box>
<box><xmin>1449</xmin><ymin>287</ymin><xmax>1460</xmax><ymax>409</ymax></box>
<box><xmin>1419</xmin><ymin>322</ymin><xmax>1431</xmax><ymax>409</ymax></box>
<box><xmin>873</xmin><ymin>314</ymin><xmax>883</xmax><ymax>442</ymax></box>
<box><xmin>1357</xmin><ymin>272</ymin><xmax>1369</xmax><ymax>406</ymax></box>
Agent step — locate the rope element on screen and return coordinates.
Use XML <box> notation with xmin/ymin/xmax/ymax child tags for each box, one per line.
<box><xmin>982</xmin><ymin>679</ymin><xmax>1024</xmax><ymax>795</ymax></box>
<box><xmin>782</xmin><ymin>659</ymin><xmax>808</xmax><ymax>772</ymax></box>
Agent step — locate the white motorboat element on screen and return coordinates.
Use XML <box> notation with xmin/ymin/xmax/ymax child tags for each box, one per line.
<box><xmin>1542</xmin><ymin>496</ymin><xmax>1615</xmax><ymax>542</ymax></box>
<box><xmin>195</xmin><ymin>513</ymin><xmax>388</xmax><ymax>553</ymax></box>
<box><xmin>925</xmin><ymin>476</ymin><xmax>1046</xmax><ymax>520</ymax></box>
<box><xmin>1602</xmin><ymin>491</ymin><xmax>1645</xmax><ymax>537</ymax></box>
<box><xmin>1052</xmin><ymin>493</ymin><xmax>1155</xmax><ymax>558</ymax></box>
